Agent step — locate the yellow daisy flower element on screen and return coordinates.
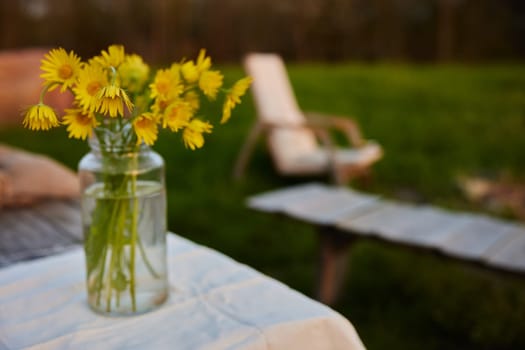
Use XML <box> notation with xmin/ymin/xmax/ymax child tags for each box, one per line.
<box><xmin>62</xmin><ymin>108</ymin><xmax>99</xmax><ymax>140</ymax></box>
<box><xmin>133</xmin><ymin>113</ymin><xmax>158</xmax><ymax>146</ymax></box>
<box><xmin>196</xmin><ymin>49</ymin><xmax>211</xmax><ymax>73</ymax></box>
<box><xmin>181</xmin><ymin>60</ymin><xmax>198</xmax><ymax>83</ymax></box>
<box><xmin>199</xmin><ymin>70</ymin><xmax>223</xmax><ymax>100</ymax></box>
<box><xmin>73</xmin><ymin>64</ymin><xmax>108</xmax><ymax>112</ymax></box>
<box><xmin>170</xmin><ymin>62</ymin><xmax>181</xmax><ymax>72</ymax></box>
<box><xmin>149</xmin><ymin>68</ymin><xmax>183</xmax><ymax>101</ymax></box>
<box><xmin>184</xmin><ymin>91</ymin><xmax>200</xmax><ymax>111</ymax></box>
<box><xmin>93</xmin><ymin>44</ymin><xmax>125</xmax><ymax>68</ymax></box>
<box><xmin>182</xmin><ymin>119</ymin><xmax>213</xmax><ymax>150</ymax></box>
<box><xmin>22</xmin><ymin>104</ymin><xmax>60</xmax><ymax>131</ymax></box>
<box><xmin>163</xmin><ymin>101</ymin><xmax>193</xmax><ymax>132</ymax></box>
<box><xmin>221</xmin><ymin>76</ymin><xmax>252</xmax><ymax>123</ymax></box>
<box><xmin>151</xmin><ymin>97</ymin><xmax>174</xmax><ymax>115</ymax></box>
<box><xmin>118</xmin><ymin>54</ymin><xmax>150</xmax><ymax>94</ymax></box>
<box><xmin>96</xmin><ymin>84</ymin><xmax>134</xmax><ymax>117</ymax></box>
<box><xmin>221</xmin><ymin>98</ymin><xmax>235</xmax><ymax>126</ymax></box>
<box><xmin>40</xmin><ymin>48</ymin><xmax>82</xmax><ymax>92</ymax></box>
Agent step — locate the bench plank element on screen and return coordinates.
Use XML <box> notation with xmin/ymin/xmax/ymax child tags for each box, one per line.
<box><xmin>0</xmin><ymin>200</ymin><xmax>82</xmax><ymax>267</ymax></box>
<box><xmin>436</xmin><ymin>215</ymin><xmax>520</xmax><ymax>260</ymax></box>
<box><xmin>33</xmin><ymin>200</ymin><xmax>82</xmax><ymax>240</ymax></box>
<box><xmin>485</xmin><ymin>228</ymin><xmax>525</xmax><ymax>273</ymax></box>
<box><xmin>282</xmin><ymin>188</ymin><xmax>379</xmax><ymax>225</ymax></box>
<box><xmin>336</xmin><ymin>202</ymin><xmax>418</xmax><ymax>240</ymax></box>
<box><xmin>247</xmin><ymin>183</ymin><xmax>329</xmax><ymax>213</ymax></box>
<box><xmin>378</xmin><ymin>207</ymin><xmax>475</xmax><ymax>248</ymax></box>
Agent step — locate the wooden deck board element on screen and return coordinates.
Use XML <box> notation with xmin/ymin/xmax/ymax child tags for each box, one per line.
<box><xmin>336</xmin><ymin>202</ymin><xmax>418</xmax><ymax>240</ymax></box>
<box><xmin>376</xmin><ymin>207</ymin><xmax>475</xmax><ymax>248</ymax></box>
<box><xmin>247</xmin><ymin>183</ymin><xmax>329</xmax><ymax>213</ymax></box>
<box><xmin>282</xmin><ymin>188</ymin><xmax>379</xmax><ymax>225</ymax></box>
<box><xmin>32</xmin><ymin>200</ymin><xmax>82</xmax><ymax>240</ymax></box>
<box><xmin>436</xmin><ymin>215</ymin><xmax>521</xmax><ymax>260</ymax></box>
<box><xmin>335</xmin><ymin>200</ymin><xmax>397</xmax><ymax>229</ymax></box>
<box><xmin>485</xmin><ymin>228</ymin><xmax>525</xmax><ymax>273</ymax></box>
<box><xmin>0</xmin><ymin>200</ymin><xmax>82</xmax><ymax>267</ymax></box>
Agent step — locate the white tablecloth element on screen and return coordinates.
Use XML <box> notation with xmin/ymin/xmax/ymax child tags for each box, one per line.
<box><xmin>0</xmin><ymin>233</ymin><xmax>365</xmax><ymax>350</ymax></box>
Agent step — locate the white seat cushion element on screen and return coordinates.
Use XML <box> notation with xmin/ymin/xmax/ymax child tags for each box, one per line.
<box><xmin>278</xmin><ymin>142</ymin><xmax>383</xmax><ymax>175</ymax></box>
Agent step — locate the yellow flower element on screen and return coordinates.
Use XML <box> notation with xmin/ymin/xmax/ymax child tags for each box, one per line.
<box><xmin>182</xmin><ymin>119</ymin><xmax>213</xmax><ymax>150</ymax></box>
<box><xmin>62</xmin><ymin>108</ymin><xmax>98</xmax><ymax>140</ymax></box>
<box><xmin>184</xmin><ymin>91</ymin><xmax>200</xmax><ymax>111</ymax></box>
<box><xmin>118</xmin><ymin>54</ymin><xmax>150</xmax><ymax>94</ymax></box>
<box><xmin>196</xmin><ymin>49</ymin><xmax>211</xmax><ymax>73</ymax></box>
<box><xmin>221</xmin><ymin>76</ymin><xmax>252</xmax><ymax>123</ymax></box>
<box><xmin>40</xmin><ymin>48</ymin><xmax>82</xmax><ymax>92</ymax></box>
<box><xmin>23</xmin><ymin>45</ymin><xmax>240</xmax><ymax>154</ymax></box>
<box><xmin>22</xmin><ymin>104</ymin><xmax>60</xmax><ymax>131</ymax></box>
<box><xmin>221</xmin><ymin>99</ymin><xmax>235</xmax><ymax>126</ymax></box>
<box><xmin>96</xmin><ymin>84</ymin><xmax>133</xmax><ymax>117</ymax></box>
<box><xmin>149</xmin><ymin>68</ymin><xmax>183</xmax><ymax>101</ymax></box>
<box><xmin>163</xmin><ymin>101</ymin><xmax>193</xmax><ymax>132</ymax></box>
<box><xmin>151</xmin><ymin>97</ymin><xmax>174</xmax><ymax>115</ymax></box>
<box><xmin>199</xmin><ymin>70</ymin><xmax>223</xmax><ymax>99</ymax></box>
<box><xmin>133</xmin><ymin>113</ymin><xmax>158</xmax><ymax>145</ymax></box>
<box><xmin>181</xmin><ymin>61</ymin><xmax>198</xmax><ymax>83</ymax></box>
<box><xmin>73</xmin><ymin>64</ymin><xmax>108</xmax><ymax>112</ymax></box>
<box><xmin>93</xmin><ymin>45</ymin><xmax>125</xmax><ymax>68</ymax></box>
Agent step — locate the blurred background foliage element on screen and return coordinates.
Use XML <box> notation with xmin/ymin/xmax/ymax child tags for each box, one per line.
<box><xmin>1</xmin><ymin>0</ymin><xmax>524</xmax><ymax>64</ymax></box>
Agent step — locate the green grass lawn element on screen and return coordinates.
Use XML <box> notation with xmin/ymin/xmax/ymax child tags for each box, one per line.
<box><xmin>2</xmin><ymin>63</ymin><xmax>525</xmax><ymax>349</ymax></box>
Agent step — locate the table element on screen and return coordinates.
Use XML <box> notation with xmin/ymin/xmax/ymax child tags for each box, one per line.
<box><xmin>0</xmin><ymin>202</ymin><xmax>365</xmax><ymax>350</ymax></box>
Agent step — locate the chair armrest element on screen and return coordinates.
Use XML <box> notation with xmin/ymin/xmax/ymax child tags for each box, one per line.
<box><xmin>255</xmin><ymin>119</ymin><xmax>339</xmax><ymax>157</ymax></box>
<box><xmin>256</xmin><ymin>112</ymin><xmax>367</xmax><ymax>151</ymax></box>
<box><xmin>304</xmin><ymin>111</ymin><xmax>365</xmax><ymax>147</ymax></box>
<box><xmin>257</xmin><ymin>120</ymin><xmax>322</xmax><ymax>131</ymax></box>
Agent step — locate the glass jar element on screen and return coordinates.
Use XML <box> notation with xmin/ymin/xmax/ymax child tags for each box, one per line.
<box><xmin>78</xmin><ymin>138</ymin><xmax>168</xmax><ymax>316</ymax></box>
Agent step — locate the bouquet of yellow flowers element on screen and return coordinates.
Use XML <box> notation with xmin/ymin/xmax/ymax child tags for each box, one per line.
<box><xmin>22</xmin><ymin>45</ymin><xmax>251</xmax><ymax>315</ymax></box>
<box><xmin>23</xmin><ymin>44</ymin><xmax>251</xmax><ymax>149</ymax></box>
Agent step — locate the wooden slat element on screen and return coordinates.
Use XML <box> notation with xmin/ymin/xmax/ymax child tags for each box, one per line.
<box><xmin>0</xmin><ymin>211</ymin><xmax>64</xmax><ymax>265</ymax></box>
<box><xmin>0</xmin><ymin>212</ymin><xmax>42</xmax><ymax>254</ymax></box>
<box><xmin>247</xmin><ymin>183</ymin><xmax>329</xmax><ymax>213</ymax></box>
<box><xmin>33</xmin><ymin>200</ymin><xmax>82</xmax><ymax>240</ymax></box>
<box><xmin>16</xmin><ymin>209</ymin><xmax>72</xmax><ymax>241</ymax></box>
<box><xmin>436</xmin><ymin>215</ymin><xmax>520</xmax><ymax>260</ymax></box>
<box><xmin>282</xmin><ymin>187</ymin><xmax>379</xmax><ymax>225</ymax></box>
<box><xmin>335</xmin><ymin>201</ymin><xmax>398</xmax><ymax>234</ymax></box>
<box><xmin>336</xmin><ymin>202</ymin><xmax>420</xmax><ymax>241</ymax></box>
<box><xmin>379</xmin><ymin>207</ymin><xmax>476</xmax><ymax>248</ymax></box>
<box><xmin>485</xmin><ymin>228</ymin><xmax>525</xmax><ymax>273</ymax></box>
<box><xmin>0</xmin><ymin>200</ymin><xmax>82</xmax><ymax>267</ymax></box>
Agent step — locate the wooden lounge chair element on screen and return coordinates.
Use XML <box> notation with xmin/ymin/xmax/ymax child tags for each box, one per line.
<box><xmin>233</xmin><ymin>53</ymin><xmax>383</xmax><ymax>185</ymax></box>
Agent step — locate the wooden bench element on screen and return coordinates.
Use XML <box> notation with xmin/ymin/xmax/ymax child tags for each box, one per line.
<box><xmin>0</xmin><ymin>199</ymin><xmax>82</xmax><ymax>267</ymax></box>
<box><xmin>247</xmin><ymin>183</ymin><xmax>525</xmax><ymax>305</ymax></box>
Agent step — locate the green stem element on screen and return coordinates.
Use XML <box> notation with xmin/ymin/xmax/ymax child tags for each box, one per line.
<box><xmin>109</xmin><ymin>66</ymin><xmax>118</xmax><ymax>85</ymax></box>
<box><xmin>104</xmin><ymin>221</ymin><xmax>116</xmax><ymax>312</ymax></box>
<box><xmin>38</xmin><ymin>83</ymin><xmax>57</xmax><ymax>104</ymax></box>
<box><xmin>95</xmin><ymin>244</ymin><xmax>108</xmax><ymax>307</ymax></box>
<box><xmin>137</xmin><ymin>235</ymin><xmax>160</xmax><ymax>278</ymax></box>
<box><xmin>96</xmin><ymin>168</ymin><xmax>128</xmax><ymax>312</ymax></box>
<box><xmin>129</xmin><ymin>172</ymin><xmax>138</xmax><ymax>312</ymax></box>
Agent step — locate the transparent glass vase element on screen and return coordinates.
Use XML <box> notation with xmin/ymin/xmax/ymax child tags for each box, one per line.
<box><xmin>78</xmin><ymin>138</ymin><xmax>168</xmax><ymax>316</ymax></box>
